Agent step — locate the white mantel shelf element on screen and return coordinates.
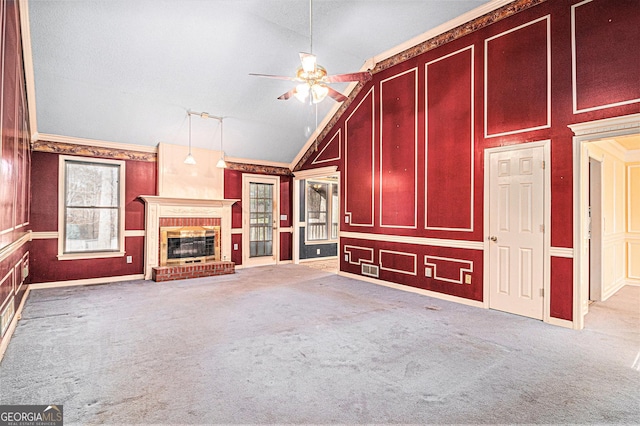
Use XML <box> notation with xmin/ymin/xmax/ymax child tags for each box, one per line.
<box><xmin>139</xmin><ymin>196</ymin><xmax>238</xmax><ymax>208</ymax></box>
<box><xmin>139</xmin><ymin>195</ymin><xmax>239</xmax><ymax>280</ymax></box>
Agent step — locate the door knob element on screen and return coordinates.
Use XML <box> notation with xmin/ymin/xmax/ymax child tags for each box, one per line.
<box><xmin>489</xmin><ymin>236</ymin><xmax>497</xmax><ymax>242</ymax></box>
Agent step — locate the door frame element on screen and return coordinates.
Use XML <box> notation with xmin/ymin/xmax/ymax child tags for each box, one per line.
<box><xmin>588</xmin><ymin>155</ymin><xmax>603</xmax><ymax>302</ymax></box>
<box><xmin>292</xmin><ymin>166</ymin><xmax>338</xmax><ymax>264</ymax></box>
<box><xmin>242</xmin><ymin>173</ymin><xmax>280</xmax><ymax>267</ymax></box>
<box><xmin>569</xmin><ymin>113</ymin><xmax>640</xmax><ymax>330</ymax></box>
<box><xmin>483</xmin><ymin>140</ymin><xmax>551</xmax><ymax>322</ymax></box>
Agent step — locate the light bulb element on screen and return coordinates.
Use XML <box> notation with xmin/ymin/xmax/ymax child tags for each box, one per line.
<box><xmin>294</xmin><ymin>83</ymin><xmax>310</xmax><ymax>103</ymax></box>
<box><xmin>311</xmin><ymin>84</ymin><xmax>328</xmax><ymax>103</ymax></box>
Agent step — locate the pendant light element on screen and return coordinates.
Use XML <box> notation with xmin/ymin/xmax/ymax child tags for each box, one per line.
<box><xmin>216</xmin><ymin>118</ymin><xmax>227</xmax><ymax>169</ymax></box>
<box><xmin>184</xmin><ymin>112</ymin><xmax>196</xmax><ymax>165</ymax></box>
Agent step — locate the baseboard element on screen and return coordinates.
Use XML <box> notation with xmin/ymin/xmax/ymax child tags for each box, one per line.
<box><xmin>299</xmin><ymin>256</ymin><xmax>338</xmax><ymax>263</ymax></box>
<box><xmin>546</xmin><ymin>316</ymin><xmax>574</xmax><ymax>329</ymax></box>
<box><xmin>29</xmin><ymin>274</ymin><xmax>144</xmax><ymax>289</ymax></box>
<box><xmin>338</xmin><ymin>271</ymin><xmax>484</xmax><ymax>308</ymax></box>
<box><xmin>0</xmin><ymin>287</ymin><xmax>31</xmax><ymax>364</ymax></box>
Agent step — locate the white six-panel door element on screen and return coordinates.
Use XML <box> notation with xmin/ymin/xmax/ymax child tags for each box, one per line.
<box><xmin>488</xmin><ymin>146</ymin><xmax>545</xmax><ymax>319</ymax></box>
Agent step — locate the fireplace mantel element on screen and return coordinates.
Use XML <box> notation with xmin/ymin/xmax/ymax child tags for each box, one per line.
<box><xmin>139</xmin><ymin>196</ymin><xmax>238</xmax><ymax>280</ymax></box>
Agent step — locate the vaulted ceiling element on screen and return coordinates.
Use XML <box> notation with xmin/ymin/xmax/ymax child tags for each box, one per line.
<box><xmin>27</xmin><ymin>0</ymin><xmax>492</xmax><ymax>165</ymax></box>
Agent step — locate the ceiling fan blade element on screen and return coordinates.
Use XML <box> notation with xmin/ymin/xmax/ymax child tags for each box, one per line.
<box><xmin>324</xmin><ymin>71</ymin><xmax>372</xmax><ymax>83</ymax></box>
<box><xmin>299</xmin><ymin>52</ymin><xmax>317</xmax><ymax>72</ymax></box>
<box><xmin>277</xmin><ymin>88</ymin><xmax>297</xmax><ymax>100</ymax></box>
<box><xmin>249</xmin><ymin>73</ymin><xmax>297</xmax><ymax>82</ymax></box>
<box><xmin>326</xmin><ymin>86</ymin><xmax>348</xmax><ymax>102</ymax></box>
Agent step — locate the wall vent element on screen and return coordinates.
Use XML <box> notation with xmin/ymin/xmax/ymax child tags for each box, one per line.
<box><xmin>361</xmin><ymin>263</ymin><xmax>379</xmax><ymax>278</ymax></box>
<box><xmin>1</xmin><ymin>298</ymin><xmax>15</xmax><ymax>338</ymax></box>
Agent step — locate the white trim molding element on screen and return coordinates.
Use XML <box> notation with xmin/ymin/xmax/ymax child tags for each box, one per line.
<box><xmin>0</xmin><ymin>232</ymin><xmax>31</xmax><ymax>263</ymax></box>
<box><xmin>29</xmin><ymin>274</ymin><xmax>144</xmax><ymax>289</ymax></box>
<box><xmin>340</xmin><ymin>231</ymin><xmax>483</xmax><ymax>250</ymax></box>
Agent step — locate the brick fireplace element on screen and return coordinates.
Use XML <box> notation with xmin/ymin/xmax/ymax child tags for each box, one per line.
<box><xmin>139</xmin><ymin>196</ymin><xmax>237</xmax><ymax>281</ymax></box>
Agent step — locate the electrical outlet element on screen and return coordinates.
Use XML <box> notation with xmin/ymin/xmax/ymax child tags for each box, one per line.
<box><xmin>464</xmin><ymin>274</ymin><xmax>472</xmax><ymax>284</ymax></box>
<box><xmin>234</xmin><ymin>243</ymin><xmax>238</xmax><ymax>250</ymax></box>
<box><xmin>345</xmin><ymin>216</ymin><xmax>350</xmax><ymax>224</ymax></box>
<box><xmin>425</xmin><ymin>267</ymin><xmax>432</xmax><ymax>278</ymax></box>
<box><xmin>126</xmin><ymin>256</ymin><xmax>132</xmax><ymax>264</ymax></box>
<box><xmin>345</xmin><ymin>254</ymin><xmax>349</xmax><ymax>262</ymax></box>
<box><xmin>316</xmin><ymin>248</ymin><xmax>321</xmax><ymax>255</ymax></box>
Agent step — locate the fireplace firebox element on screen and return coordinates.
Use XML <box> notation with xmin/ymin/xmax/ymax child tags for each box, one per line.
<box><xmin>160</xmin><ymin>226</ymin><xmax>220</xmax><ymax>266</ymax></box>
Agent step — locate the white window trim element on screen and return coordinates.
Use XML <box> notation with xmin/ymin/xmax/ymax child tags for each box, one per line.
<box><xmin>57</xmin><ymin>155</ymin><xmax>126</xmax><ymax>260</ymax></box>
<box><xmin>304</xmin><ymin>178</ymin><xmax>339</xmax><ymax>245</ymax></box>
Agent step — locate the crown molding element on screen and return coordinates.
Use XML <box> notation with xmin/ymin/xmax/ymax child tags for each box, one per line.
<box><xmin>34</xmin><ymin>132</ymin><xmax>158</xmax><ymax>153</ymax></box>
<box><xmin>225</xmin><ymin>156</ymin><xmax>290</xmax><ymax>169</ymax></box>
<box><xmin>19</xmin><ymin>0</ymin><xmax>38</xmax><ymax>139</ymax></box>
<box><xmin>32</xmin><ymin>137</ymin><xmax>157</xmax><ymax>162</ymax></box>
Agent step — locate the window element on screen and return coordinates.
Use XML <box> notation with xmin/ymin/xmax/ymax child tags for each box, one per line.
<box><xmin>306</xmin><ymin>179</ymin><xmax>338</xmax><ymax>242</ymax></box>
<box><xmin>58</xmin><ymin>156</ymin><xmax>125</xmax><ymax>259</ymax></box>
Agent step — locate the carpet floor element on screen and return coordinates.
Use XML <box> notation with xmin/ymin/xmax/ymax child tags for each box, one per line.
<box><xmin>1</xmin><ymin>264</ymin><xmax>638</xmax><ymax>425</ymax></box>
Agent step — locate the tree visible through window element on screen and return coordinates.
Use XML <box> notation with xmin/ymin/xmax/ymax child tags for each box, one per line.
<box><xmin>64</xmin><ymin>160</ymin><xmax>121</xmax><ymax>253</ymax></box>
<box><xmin>306</xmin><ymin>180</ymin><xmax>338</xmax><ymax>241</ymax></box>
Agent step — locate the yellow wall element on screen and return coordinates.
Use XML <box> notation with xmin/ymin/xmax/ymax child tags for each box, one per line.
<box><xmin>627</xmin><ymin>163</ymin><xmax>640</xmax><ymax>283</ymax></box>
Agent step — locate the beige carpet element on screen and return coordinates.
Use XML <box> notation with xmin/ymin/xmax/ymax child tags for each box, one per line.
<box><xmin>1</xmin><ymin>264</ymin><xmax>638</xmax><ymax>424</ymax></box>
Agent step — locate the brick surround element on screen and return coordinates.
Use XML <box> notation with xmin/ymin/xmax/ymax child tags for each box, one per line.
<box><xmin>159</xmin><ymin>217</ymin><xmax>221</xmax><ymax>227</ymax></box>
<box><xmin>152</xmin><ymin>261</ymin><xmax>235</xmax><ymax>282</ymax></box>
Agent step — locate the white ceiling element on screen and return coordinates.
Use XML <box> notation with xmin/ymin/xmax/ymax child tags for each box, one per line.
<box><xmin>28</xmin><ymin>0</ymin><xmax>489</xmax><ymax>165</ymax></box>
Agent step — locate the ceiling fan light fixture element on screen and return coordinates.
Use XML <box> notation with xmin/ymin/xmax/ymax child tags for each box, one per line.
<box><xmin>294</xmin><ymin>83</ymin><xmax>310</xmax><ymax>103</ymax></box>
<box><xmin>311</xmin><ymin>84</ymin><xmax>328</xmax><ymax>103</ymax></box>
<box><xmin>301</xmin><ymin>53</ymin><xmax>316</xmax><ymax>73</ymax></box>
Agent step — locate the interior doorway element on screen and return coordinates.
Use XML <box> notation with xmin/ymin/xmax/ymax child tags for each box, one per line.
<box><xmin>569</xmin><ymin>114</ymin><xmax>640</xmax><ymax>330</ymax></box>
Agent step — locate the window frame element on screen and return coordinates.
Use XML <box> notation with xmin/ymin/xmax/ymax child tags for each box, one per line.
<box><xmin>304</xmin><ymin>178</ymin><xmax>339</xmax><ymax>245</ymax></box>
<box><xmin>57</xmin><ymin>155</ymin><xmax>126</xmax><ymax>260</ymax></box>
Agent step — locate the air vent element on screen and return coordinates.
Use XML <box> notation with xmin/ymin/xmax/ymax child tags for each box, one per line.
<box><xmin>361</xmin><ymin>263</ymin><xmax>379</xmax><ymax>278</ymax></box>
<box><xmin>1</xmin><ymin>298</ymin><xmax>15</xmax><ymax>337</ymax></box>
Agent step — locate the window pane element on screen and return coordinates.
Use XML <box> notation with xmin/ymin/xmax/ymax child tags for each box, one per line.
<box><xmin>306</xmin><ymin>181</ymin><xmax>329</xmax><ymax>241</ymax></box>
<box><xmin>66</xmin><ymin>162</ymin><xmax>119</xmax><ymax>207</ymax></box>
<box><xmin>65</xmin><ymin>207</ymin><xmax>118</xmax><ymax>252</ymax></box>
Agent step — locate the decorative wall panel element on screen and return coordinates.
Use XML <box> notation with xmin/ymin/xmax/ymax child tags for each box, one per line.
<box><xmin>345</xmin><ymin>88</ymin><xmax>375</xmax><ymax>227</ymax></box>
<box><xmin>484</xmin><ymin>16</ymin><xmax>550</xmax><ymax>137</ymax></box>
<box><xmin>571</xmin><ymin>0</ymin><xmax>640</xmax><ymax>113</ymax></box>
<box><xmin>380</xmin><ymin>69</ymin><xmax>418</xmax><ymax>228</ymax></box>
<box><xmin>343</xmin><ymin>245</ymin><xmax>374</xmax><ymax>265</ymax></box>
<box><xmin>380</xmin><ymin>250</ymin><xmax>417</xmax><ymax>275</ymax></box>
<box><xmin>311</xmin><ymin>130</ymin><xmax>341</xmax><ymax>165</ymax></box>
<box><xmin>424</xmin><ymin>255</ymin><xmax>473</xmax><ymax>285</ymax></box>
<box><xmin>425</xmin><ymin>46</ymin><xmax>474</xmax><ymax>231</ymax></box>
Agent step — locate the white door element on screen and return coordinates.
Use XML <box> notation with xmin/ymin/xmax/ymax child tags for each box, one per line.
<box><xmin>488</xmin><ymin>146</ymin><xmax>545</xmax><ymax>319</ymax></box>
<box><xmin>243</xmin><ymin>175</ymin><xmax>279</xmax><ymax>267</ymax></box>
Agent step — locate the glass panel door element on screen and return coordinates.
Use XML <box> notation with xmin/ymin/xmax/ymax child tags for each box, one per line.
<box><xmin>249</xmin><ymin>182</ymin><xmax>273</xmax><ymax>258</ymax></box>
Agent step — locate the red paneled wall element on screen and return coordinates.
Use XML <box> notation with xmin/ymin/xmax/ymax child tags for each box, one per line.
<box><xmin>298</xmin><ymin>0</ymin><xmax>640</xmax><ymax>322</ymax></box>
<box><xmin>0</xmin><ymin>0</ymin><xmax>31</xmax><ymax>345</ymax></box>
<box><xmin>29</xmin><ymin>152</ymin><xmax>157</xmax><ymax>283</ymax></box>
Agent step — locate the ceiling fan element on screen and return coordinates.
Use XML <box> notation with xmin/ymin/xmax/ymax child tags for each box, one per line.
<box><xmin>249</xmin><ymin>0</ymin><xmax>371</xmax><ymax>104</ymax></box>
<box><xmin>250</xmin><ymin>53</ymin><xmax>371</xmax><ymax>104</ymax></box>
